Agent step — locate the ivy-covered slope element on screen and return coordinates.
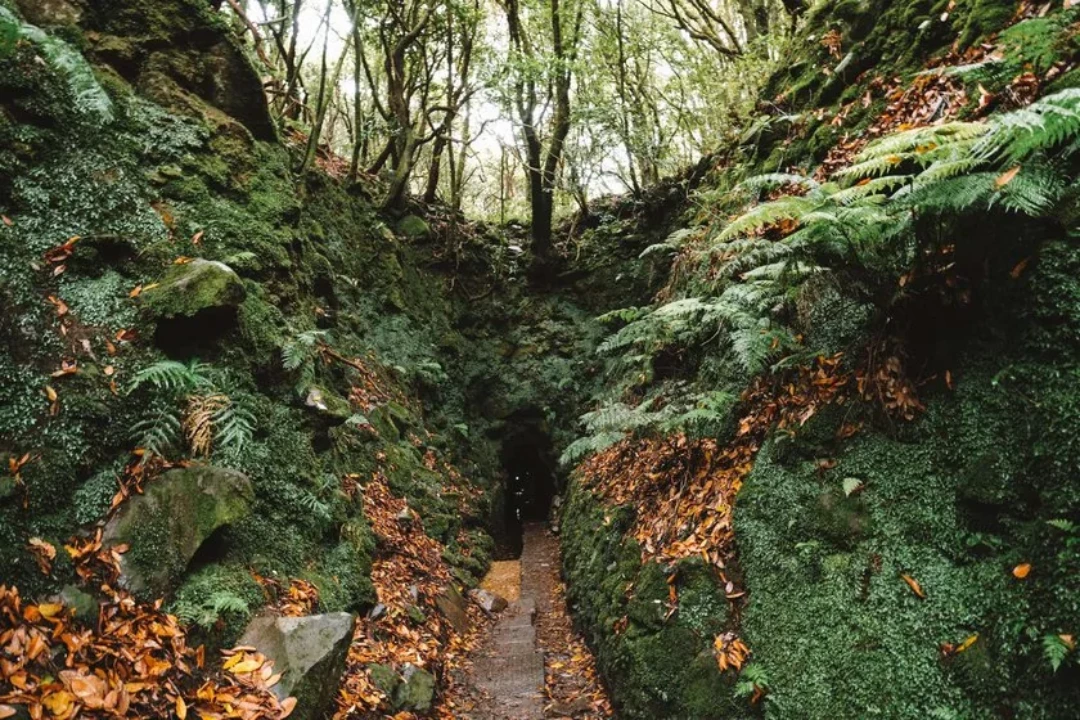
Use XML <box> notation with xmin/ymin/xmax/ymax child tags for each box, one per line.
<box><xmin>0</xmin><ymin>0</ymin><xmax>532</xmax><ymax>651</ymax></box>
<box><xmin>559</xmin><ymin>2</ymin><xmax>1080</xmax><ymax>718</ymax></box>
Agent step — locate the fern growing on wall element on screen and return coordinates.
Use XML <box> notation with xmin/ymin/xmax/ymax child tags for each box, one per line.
<box><xmin>561</xmin><ymin>388</ymin><xmax>737</xmax><ymax>466</ymax></box>
<box><xmin>696</xmin><ymin>88</ymin><xmax>1080</xmax><ymax>372</ymax></box>
<box><xmin>128</xmin><ymin>360</ymin><xmax>255</xmax><ymax>462</ymax></box>
<box><xmin>281</xmin><ymin>329</ymin><xmax>330</xmax><ymax>393</ymax></box>
<box><xmin>578</xmin><ymin>89</ymin><xmax>1080</xmax><ymax>469</ymax></box>
<box><xmin>172</xmin><ymin>589</ymin><xmax>251</xmax><ymax>629</ymax></box>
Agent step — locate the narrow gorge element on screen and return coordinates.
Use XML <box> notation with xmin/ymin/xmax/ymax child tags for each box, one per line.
<box><xmin>1</xmin><ymin>1</ymin><xmax>1079</xmax><ymax>719</ymax></box>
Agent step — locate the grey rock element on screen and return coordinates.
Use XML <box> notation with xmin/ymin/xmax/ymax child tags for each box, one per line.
<box><xmin>102</xmin><ymin>466</ymin><xmax>252</xmax><ymax>595</ymax></box>
<box><xmin>469</xmin><ymin>588</ymin><xmax>508</xmax><ymax>614</ymax></box>
<box><xmin>239</xmin><ymin>612</ymin><xmax>356</xmax><ymax>720</ymax></box>
<box><xmin>368</xmin><ymin>603</ymin><xmax>387</xmax><ymax>621</ymax></box>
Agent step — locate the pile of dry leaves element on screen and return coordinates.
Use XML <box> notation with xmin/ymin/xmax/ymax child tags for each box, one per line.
<box><xmin>538</xmin><ymin>569</ymin><xmax>613</xmax><ymax>719</ymax></box>
<box><xmin>334</xmin><ymin>476</ymin><xmax>485</xmax><ymax>720</ymax></box>
<box><xmin>0</xmin><ymin>533</ymin><xmax>294</xmax><ymax>720</ymax></box>
<box><xmin>582</xmin><ymin>355</ymin><xmax>852</xmax><ymax>577</ymax></box>
<box><xmin>579</xmin><ymin>355</ymin><xmax>865</xmax><ymax>673</ymax></box>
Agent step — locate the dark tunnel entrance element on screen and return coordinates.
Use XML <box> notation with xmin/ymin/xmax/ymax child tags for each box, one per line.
<box><xmin>494</xmin><ymin>410</ymin><xmax>557</xmax><ymax>559</ymax></box>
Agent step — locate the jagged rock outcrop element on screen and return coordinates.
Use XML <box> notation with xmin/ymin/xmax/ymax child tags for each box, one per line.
<box><xmin>238</xmin><ymin>612</ymin><xmax>355</xmax><ymax>720</ymax></box>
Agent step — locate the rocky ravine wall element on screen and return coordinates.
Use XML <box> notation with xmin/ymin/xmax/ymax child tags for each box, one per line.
<box><xmin>0</xmin><ymin>0</ymin><xmax>511</xmax><ymax>651</ymax></box>
<box><xmin>559</xmin><ymin>1</ymin><xmax>1080</xmax><ymax>718</ymax></box>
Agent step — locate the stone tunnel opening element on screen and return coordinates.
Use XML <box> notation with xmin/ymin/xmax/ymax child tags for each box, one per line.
<box><xmin>494</xmin><ymin>410</ymin><xmax>557</xmax><ymax>559</ymax></box>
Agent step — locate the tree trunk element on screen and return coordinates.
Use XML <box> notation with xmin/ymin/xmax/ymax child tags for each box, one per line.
<box><xmin>423</xmin><ymin>134</ymin><xmax>448</xmax><ymax>204</ymax></box>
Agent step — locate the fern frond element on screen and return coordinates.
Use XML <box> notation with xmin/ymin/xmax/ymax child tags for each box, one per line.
<box><xmin>718</xmin><ymin>195</ymin><xmax>817</xmax><ymax>242</ymax></box>
<box><xmin>990</xmin><ymin>165</ymin><xmax>1067</xmax><ymax>216</ymax></box>
<box><xmin>597</xmin><ymin>306</ymin><xmax>647</xmax><ymax>325</ymax></box>
<box><xmin>976</xmin><ymin>89</ymin><xmax>1080</xmax><ymax>164</ymax></box>
<box><xmin>184</xmin><ymin>394</ymin><xmax>229</xmax><ymax>457</ymax></box>
<box><xmin>559</xmin><ymin>431</ymin><xmax>625</xmax><ymax>466</ymax></box>
<box><xmin>831</xmin><ymin>175</ymin><xmax>912</xmax><ymax>205</ymax></box>
<box><xmin>131</xmin><ymin>407</ymin><xmax>182</xmax><ymax>460</ymax></box>
<box><xmin>853</xmin><ymin>122</ymin><xmax>989</xmax><ymax>164</ymax></box>
<box><xmin>739</xmin><ymin>173</ymin><xmax>820</xmax><ymax>195</ymax></box>
<box><xmin>213</xmin><ymin>397</ymin><xmax>256</xmax><ymax>457</ymax></box>
<box><xmin>129</xmin><ymin>359</ymin><xmax>211</xmax><ymax>395</ymax></box>
<box><xmin>899</xmin><ymin>172</ymin><xmax>997</xmax><ymax>214</ymax></box>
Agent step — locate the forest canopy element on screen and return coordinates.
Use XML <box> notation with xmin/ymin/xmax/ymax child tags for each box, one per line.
<box><xmin>231</xmin><ymin>0</ymin><xmax>802</xmax><ymax>239</ymax></box>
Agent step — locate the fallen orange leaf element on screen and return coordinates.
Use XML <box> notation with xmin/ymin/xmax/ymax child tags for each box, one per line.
<box><xmin>901</xmin><ymin>573</ymin><xmax>926</xmax><ymax>599</ymax></box>
<box><xmin>1012</xmin><ymin>563</ymin><xmax>1031</xmax><ymax>579</ymax></box>
<box><xmin>995</xmin><ymin>166</ymin><xmax>1020</xmax><ymax>188</ymax></box>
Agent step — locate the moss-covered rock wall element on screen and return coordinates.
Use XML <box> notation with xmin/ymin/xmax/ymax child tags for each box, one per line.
<box><xmin>558</xmin><ymin>1</ymin><xmax>1080</xmax><ymax>718</ymax></box>
<box><xmin>0</xmin><ymin>0</ymin><xmax>520</xmax><ymax>650</ymax></box>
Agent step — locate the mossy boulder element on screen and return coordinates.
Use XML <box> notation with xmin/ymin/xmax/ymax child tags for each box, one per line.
<box><xmin>102</xmin><ymin>466</ymin><xmax>253</xmax><ymax>595</ymax></box>
<box><xmin>238</xmin><ymin>612</ymin><xmax>355</xmax><ymax>720</ymax></box>
<box><xmin>393</xmin><ymin>664</ymin><xmax>436</xmax><ymax>712</ymax></box>
<box><xmin>366</xmin><ymin>663</ymin><xmax>399</xmax><ymax>696</ymax></box>
<box><xmin>395</xmin><ymin>215</ymin><xmax>430</xmax><ymax>239</ymax></box>
<box><xmin>141</xmin><ymin>258</ymin><xmax>246</xmax><ymax>319</ymax></box>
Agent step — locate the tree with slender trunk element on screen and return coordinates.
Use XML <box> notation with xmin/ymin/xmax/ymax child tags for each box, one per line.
<box><xmin>502</xmin><ymin>0</ymin><xmax>585</xmax><ymax>268</ymax></box>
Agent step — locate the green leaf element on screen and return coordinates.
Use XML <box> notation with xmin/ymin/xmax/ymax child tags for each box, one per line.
<box><xmin>842</xmin><ymin>477</ymin><xmax>863</xmax><ymax>497</ymax></box>
<box><xmin>1043</xmin><ymin>633</ymin><xmax>1072</xmax><ymax>672</ymax></box>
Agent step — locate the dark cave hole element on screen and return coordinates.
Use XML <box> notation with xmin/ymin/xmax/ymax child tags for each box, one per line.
<box><xmin>494</xmin><ymin>412</ymin><xmax>557</xmax><ymax>560</ymax></box>
<box><xmin>153</xmin><ymin>306</ymin><xmax>238</xmax><ymax>359</ymax></box>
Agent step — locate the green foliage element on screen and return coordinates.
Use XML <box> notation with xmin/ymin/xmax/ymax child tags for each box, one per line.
<box><xmin>128</xmin><ymin>359</ymin><xmax>212</xmax><ymax>394</ymax></box>
<box><xmin>648</xmin><ymin>89</ymin><xmax>1080</xmax><ymax>378</ymax></box>
<box><xmin>173</xmin><ymin>589</ymin><xmax>250</xmax><ymax>629</ymax></box>
<box><xmin>281</xmin><ymin>329</ymin><xmax>329</xmax><ymax>391</ymax></box>
<box><xmin>130</xmin><ymin>405</ymin><xmax>183</xmax><ymax>459</ymax></box>
<box><xmin>733</xmin><ymin>663</ymin><xmax>770</xmax><ymax>701</ymax></box>
<box><xmin>562</xmin><ymin>388</ymin><xmax>736</xmax><ymax>465</ymax></box>
<box><xmin>210</xmin><ymin>396</ymin><xmax>256</xmax><ymax>460</ymax></box>
<box><xmin>127</xmin><ymin>360</ymin><xmax>254</xmax><ymax>461</ymax></box>
<box><xmin>1042</xmin><ymin>634</ymin><xmax>1073</xmax><ymax>673</ymax></box>
<box><xmin>0</xmin><ymin>7</ymin><xmax>114</xmax><ymax>125</ymax></box>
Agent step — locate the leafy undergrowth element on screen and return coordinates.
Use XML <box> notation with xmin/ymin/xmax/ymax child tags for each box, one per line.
<box><xmin>0</xmin><ymin>534</ymin><xmax>293</xmax><ymax>720</ymax></box>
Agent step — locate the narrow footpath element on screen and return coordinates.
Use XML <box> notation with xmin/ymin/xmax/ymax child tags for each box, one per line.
<box><xmin>454</xmin><ymin>523</ymin><xmax>613</xmax><ymax>719</ymax></box>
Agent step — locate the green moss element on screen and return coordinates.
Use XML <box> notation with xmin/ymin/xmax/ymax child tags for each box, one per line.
<box><xmin>737</xmin><ymin>338</ymin><xmax>1080</xmax><ymax>717</ymax></box>
<box><xmin>395</xmin><ymin>214</ymin><xmax>431</xmax><ymax>239</ymax></box>
<box><xmin>561</xmin><ymin>482</ymin><xmax>737</xmax><ymax>719</ymax></box>
<box><xmin>170</xmin><ymin>563</ymin><xmax>264</xmax><ymax>649</ymax></box>
<box><xmin>304</xmin><ymin>540</ymin><xmax>375</xmax><ymax>614</ymax></box>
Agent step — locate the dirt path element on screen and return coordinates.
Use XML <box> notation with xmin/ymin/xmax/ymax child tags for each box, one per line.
<box><xmin>451</xmin><ymin>523</ymin><xmax>613</xmax><ymax>720</ymax></box>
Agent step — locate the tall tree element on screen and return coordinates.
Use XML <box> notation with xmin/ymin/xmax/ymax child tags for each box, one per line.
<box><xmin>501</xmin><ymin>0</ymin><xmax>585</xmax><ymax>266</ymax></box>
<box><xmin>422</xmin><ymin>0</ymin><xmax>483</xmax><ymax>204</ymax></box>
